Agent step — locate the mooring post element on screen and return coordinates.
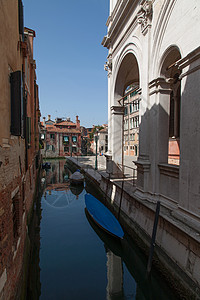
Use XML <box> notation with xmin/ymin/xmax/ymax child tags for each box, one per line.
<box><xmin>147</xmin><ymin>200</ymin><xmax>160</xmax><ymax>276</ymax></box>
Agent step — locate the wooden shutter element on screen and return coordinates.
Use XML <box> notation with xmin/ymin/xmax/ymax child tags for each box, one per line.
<box><xmin>18</xmin><ymin>0</ymin><xmax>24</xmax><ymax>38</ymax></box>
<box><xmin>10</xmin><ymin>71</ymin><xmax>22</xmax><ymax>136</ymax></box>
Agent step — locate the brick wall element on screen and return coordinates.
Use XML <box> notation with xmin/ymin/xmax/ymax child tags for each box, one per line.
<box><xmin>0</xmin><ymin>139</ymin><xmax>39</xmax><ymax>300</ymax></box>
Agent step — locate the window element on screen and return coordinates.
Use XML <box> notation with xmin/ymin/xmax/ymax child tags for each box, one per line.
<box><xmin>130</xmin><ymin>116</ymin><xmax>139</xmax><ymax>128</ymax></box>
<box><xmin>63</xmin><ymin>136</ymin><xmax>69</xmax><ymax>143</ymax></box>
<box><xmin>46</xmin><ymin>145</ymin><xmax>55</xmax><ymax>152</ymax></box>
<box><xmin>72</xmin><ymin>136</ymin><xmax>77</xmax><ymax>143</ymax></box>
<box><xmin>10</xmin><ymin>71</ymin><xmax>23</xmax><ymax>136</ymax></box>
<box><xmin>72</xmin><ymin>146</ymin><xmax>77</xmax><ymax>153</ymax></box>
<box><xmin>124</xmin><ymin>106</ymin><xmax>128</xmax><ymax>115</ymax></box>
<box><xmin>130</xmin><ymin>90</ymin><xmax>137</xmax><ymax>97</ymax></box>
<box><xmin>18</xmin><ymin>0</ymin><xmax>24</xmax><ymax>40</ymax></box>
<box><xmin>124</xmin><ymin>135</ymin><xmax>128</xmax><ymax>141</ymax></box>
<box><xmin>130</xmin><ymin>103</ymin><xmax>133</xmax><ymax>114</ymax></box>
<box><xmin>64</xmin><ymin>146</ymin><xmax>69</xmax><ymax>152</ymax></box>
<box><xmin>134</xmin><ymin>116</ymin><xmax>139</xmax><ymax>128</ymax></box>
<box><xmin>135</xmin><ymin>145</ymin><xmax>138</xmax><ymax>156</ymax></box>
<box><xmin>130</xmin><ymin>118</ymin><xmax>133</xmax><ymax>129</ymax></box>
<box><xmin>50</xmin><ymin>133</ymin><xmax>55</xmax><ymax>140</ymax></box>
<box><xmin>124</xmin><ymin>119</ymin><xmax>128</xmax><ymax>130</ymax></box>
<box><xmin>130</xmin><ymin>133</ymin><xmax>135</xmax><ymax>141</ymax></box>
<box><xmin>133</xmin><ymin>100</ymin><xmax>140</xmax><ymax>111</ymax></box>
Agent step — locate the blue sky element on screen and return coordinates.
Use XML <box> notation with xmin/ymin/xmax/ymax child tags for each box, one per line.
<box><xmin>23</xmin><ymin>0</ymin><xmax>109</xmax><ymax>128</ymax></box>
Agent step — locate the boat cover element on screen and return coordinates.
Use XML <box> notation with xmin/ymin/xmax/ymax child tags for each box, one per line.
<box><xmin>85</xmin><ymin>194</ymin><xmax>124</xmax><ymax>239</ymax></box>
<box><xmin>70</xmin><ymin>171</ymin><xmax>84</xmax><ymax>181</ymax></box>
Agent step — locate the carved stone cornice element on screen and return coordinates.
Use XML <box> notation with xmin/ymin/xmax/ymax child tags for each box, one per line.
<box><xmin>111</xmin><ymin>105</ymin><xmax>124</xmax><ymax>115</ymax></box>
<box><xmin>149</xmin><ymin>77</ymin><xmax>171</xmax><ymax>96</ymax></box>
<box><xmin>137</xmin><ymin>0</ymin><xmax>153</xmax><ymax>35</ymax></box>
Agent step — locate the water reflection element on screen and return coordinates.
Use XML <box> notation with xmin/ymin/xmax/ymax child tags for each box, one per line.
<box><xmin>42</xmin><ymin>160</ymin><xmax>84</xmax><ymax>208</ymax></box>
<box><xmin>27</xmin><ymin>160</ymin><xmax>180</xmax><ymax>300</ymax></box>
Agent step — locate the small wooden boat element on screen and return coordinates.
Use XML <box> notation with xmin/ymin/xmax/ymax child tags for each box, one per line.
<box><xmin>69</xmin><ymin>170</ymin><xmax>84</xmax><ymax>185</ymax></box>
<box><xmin>85</xmin><ymin>194</ymin><xmax>124</xmax><ymax>239</ymax></box>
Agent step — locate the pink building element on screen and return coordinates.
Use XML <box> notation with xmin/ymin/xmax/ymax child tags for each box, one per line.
<box><xmin>41</xmin><ymin>116</ymin><xmax>82</xmax><ymax>157</ymax></box>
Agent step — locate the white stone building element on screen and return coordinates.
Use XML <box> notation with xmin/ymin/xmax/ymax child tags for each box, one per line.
<box><xmin>102</xmin><ymin>0</ymin><xmax>200</xmax><ymax>296</ymax></box>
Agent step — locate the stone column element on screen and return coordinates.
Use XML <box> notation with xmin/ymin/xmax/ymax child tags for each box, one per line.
<box><xmin>177</xmin><ymin>48</ymin><xmax>200</xmax><ymax>219</ymax></box>
<box><xmin>109</xmin><ymin>105</ymin><xmax>124</xmax><ymax>177</ymax></box>
<box><xmin>136</xmin><ymin>78</ymin><xmax>171</xmax><ymax>194</ymax></box>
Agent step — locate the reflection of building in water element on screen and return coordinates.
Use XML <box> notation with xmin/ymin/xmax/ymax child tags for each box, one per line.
<box><xmin>106</xmin><ymin>249</ymin><xmax>124</xmax><ymax>300</ymax></box>
<box><xmin>45</xmin><ymin>160</ymin><xmax>71</xmax><ymax>186</ymax></box>
<box><xmin>43</xmin><ymin>161</ymin><xmax>83</xmax><ymax>207</ymax></box>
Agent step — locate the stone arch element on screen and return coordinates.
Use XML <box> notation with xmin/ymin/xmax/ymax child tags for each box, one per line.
<box><xmin>113</xmin><ymin>43</ymin><xmax>141</xmax><ymax>105</ymax></box>
<box><xmin>159</xmin><ymin>45</ymin><xmax>182</xmax><ymax>78</ymax></box>
<box><xmin>109</xmin><ymin>48</ymin><xmax>140</xmax><ymax>174</ymax></box>
<box><xmin>151</xmin><ymin>0</ymin><xmax>179</xmax><ymax>78</ymax></box>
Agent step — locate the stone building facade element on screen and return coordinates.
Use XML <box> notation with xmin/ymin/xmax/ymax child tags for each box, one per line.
<box><xmin>41</xmin><ymin>116</ymin><xmax>81</xmax><ymax>158</ymax></box>
<box><xmin>0</xmin><ymin>1</ymin><xmax>40</xmax><ymax>299</ymax></box>
<box><xmin>102</xmin><ymin>0</ymin><xmax>200</xmax><ymax>297</ymax></box>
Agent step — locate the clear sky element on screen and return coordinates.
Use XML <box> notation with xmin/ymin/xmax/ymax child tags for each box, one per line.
<box><xmin>23</xmin><ymin>0</ymin><xmax>109</xmax><ymax>128</ymax></box>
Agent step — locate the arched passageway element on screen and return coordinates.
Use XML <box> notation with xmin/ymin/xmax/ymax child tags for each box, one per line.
<box><xmin>110</xmin><ymin>53</ymin><xmax>140</xmax><ymax>176</ymax></box>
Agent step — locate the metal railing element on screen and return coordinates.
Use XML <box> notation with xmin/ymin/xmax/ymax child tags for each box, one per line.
<box><xmin>117</xmin><ymin>163</ymin><xmax>137</xmax><ymax>186</ymax></box>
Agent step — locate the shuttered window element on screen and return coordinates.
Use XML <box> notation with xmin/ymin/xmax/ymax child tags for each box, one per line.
<box><xmin>18</xmin><ymin>0</ymin><xmax>24</xmax><ymax>40</ymax></box>
<box><xmin>10</xmin><ymin>71</ymin><xmax>23</xmax><ymax>136</ymax></box>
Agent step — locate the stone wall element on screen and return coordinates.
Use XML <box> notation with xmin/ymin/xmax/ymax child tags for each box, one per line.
<box><xmin>100</xmin><ymin>176</ymin><xmax>200</xmax><ymax>299</ymax></box>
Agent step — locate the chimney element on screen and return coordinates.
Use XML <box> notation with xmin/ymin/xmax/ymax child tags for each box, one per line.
<box><xmin>48</xmin><ymin>114</ymin><xmax>51</xmax><ymax>120</ymax></box>
<box><xmin>76</xmin><ymin>115</ymin><xmax>80</xmax><ymax>129</ymax></box>
<box><xmin>43</xmin><ymin>117</ymin><xmax>46</xmax><ymax>128</ymax></box>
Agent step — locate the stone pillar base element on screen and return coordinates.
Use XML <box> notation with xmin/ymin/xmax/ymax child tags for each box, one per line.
<box><xmin>105</xmin><ymin>152</ymin><xmax>124</xmax><ymax>178</ymax></box>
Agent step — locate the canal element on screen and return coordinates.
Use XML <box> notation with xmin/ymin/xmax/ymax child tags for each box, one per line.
<box><xmin>27</xmin><ymin>159</ymin><xmax>181</xmax><ymax>300</ymax></box>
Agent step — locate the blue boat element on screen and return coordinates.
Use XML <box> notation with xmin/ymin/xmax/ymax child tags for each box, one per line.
<box><xmin>85</xmin><ymin>194</ymin><xmax>124</xmax><ymax>239</ymax></box>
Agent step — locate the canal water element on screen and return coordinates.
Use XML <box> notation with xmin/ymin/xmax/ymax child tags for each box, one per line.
<box><xmin>27</xmin><ymin>159</ymin><xmax>180</xmax><ymax>300</ymax></box>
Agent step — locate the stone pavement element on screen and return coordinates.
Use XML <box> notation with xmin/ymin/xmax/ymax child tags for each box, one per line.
<box><xmin>67</xmin><ymin>155</ymin><xmax>137</xmax><ymax>187</ymax></box>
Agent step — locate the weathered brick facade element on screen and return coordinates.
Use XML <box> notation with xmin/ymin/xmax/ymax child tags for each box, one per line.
<box><xmin>0</xmin><ymin>1</ymin><xmax>40</xmax><ymax>299</ymax></box>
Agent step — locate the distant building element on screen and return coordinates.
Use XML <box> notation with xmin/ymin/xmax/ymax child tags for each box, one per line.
<box><xmin>123</xmin><ymin>86</ymin><xmax>140</xmax><ymax>158</ymax></box>
<box><xmin>91</xmin><ymin>125</ymin><xmax>108</xmax><ymax>155</ymax></box>
<box><xmin>98</xmin><ymin>127</ymin><xmax>108</xmax><ymax>155</ymax></box>
<box><xmin>41</xmin><ymin>115</ymin><xmax>81</xmax><ymax>157</ymax></box>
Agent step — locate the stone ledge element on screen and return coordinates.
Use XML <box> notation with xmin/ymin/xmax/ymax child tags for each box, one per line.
<box><xmin>158</xmin><ymin>163</ymin><xmax>179</xmax><ymax>178</ymax></box>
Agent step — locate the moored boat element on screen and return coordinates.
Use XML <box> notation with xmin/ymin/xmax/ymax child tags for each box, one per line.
<box><xmin>69</xmin><ymin>170</ymin><xmax>84</xmax><ymax>185</ymax></box>
<box><xmin>85</xmin><ymin>194</ymin><xmax>124</xmax><ymax>239</ymax></box>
